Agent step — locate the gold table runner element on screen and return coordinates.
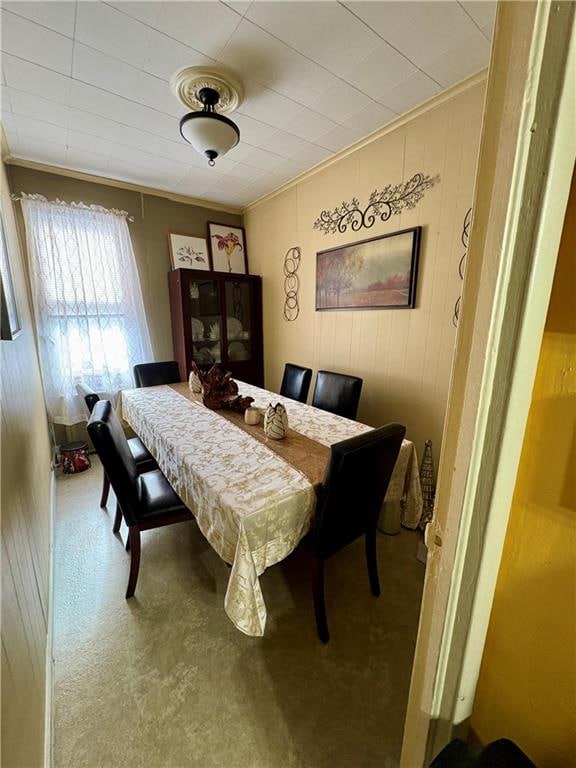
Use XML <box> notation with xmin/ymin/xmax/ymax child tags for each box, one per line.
<box><xmin>169</xmin><ymin>383</ymin><xmax>329</xmax><ymax>489</ymax></box>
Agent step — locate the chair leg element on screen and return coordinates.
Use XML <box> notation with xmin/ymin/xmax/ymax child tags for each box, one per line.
<box><xmin>100</xmin><ymin>471</ymin><xmax>110</xmax><ymax>507</ymax></box>
<box><xmin>126</xmin><ymin>532</ymin><xmax>131</xmax><ymax>551</ymax></box>
<box><xmin>125</xmin><ymin>528</ymin><xmax>141</xmax><ymax>599</ymax></box>
<box><xmin>366</xmin><ymin>528</ymin><xmax>381</xmax><ymax>597</ymax></box>
<box><xmin>112</xmin><ymin>502</ymin><xmax>122</xmax><ymax>534</ymax></box>
<box><xmin>312</xmin><ymin>556</ymin><xmax>330</xmax><ymax>643</ymax></box>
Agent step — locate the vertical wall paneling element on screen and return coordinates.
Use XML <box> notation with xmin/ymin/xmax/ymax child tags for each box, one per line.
<box><xmin>1</xmin><ymin>150</ymin><xmax>53</xmax><ymax>767</ymax></box>
<box><xmin>245</xmin><ymin>80</ymin><xmax>486</xmax><ymax>457</ymax></box>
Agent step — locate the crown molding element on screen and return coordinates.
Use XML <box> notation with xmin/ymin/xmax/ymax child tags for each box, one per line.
<box><xmin>2</xmin><ymin>68</ymin><xmax>487</xmax><ymax>219</ymax></box>
<box><xmin>3</xmin><ymin>156</ymin><xmax>243</xmax><ymax>216</ymax></box>
<box><xmin>1</xmin><ymin>126</ymin><xmax>11</xmax><ymax>162</ymax></box>
<box><xmin>242</xmin><ymin>68</ymin><xmax>489</xmax><ymax>213</ymax></box>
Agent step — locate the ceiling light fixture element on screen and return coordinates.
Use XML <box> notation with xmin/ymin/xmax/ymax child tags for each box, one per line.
<box><xmin>171</xmin><ymin>67</ymin><xmax>243</xmax><ymax>167</ymax></box>
<box><xmin>179</xmin><ymin>87</ymin><xmax>239</xmax><ymax>167</ymax></box>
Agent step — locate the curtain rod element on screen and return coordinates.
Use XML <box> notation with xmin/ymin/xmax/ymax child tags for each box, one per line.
<box><xmin>9</xmin><ymin>193</ymin><xmax>135</xmax><ymax>222</ymax></box>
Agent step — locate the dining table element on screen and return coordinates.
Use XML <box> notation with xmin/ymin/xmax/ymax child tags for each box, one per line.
<box><xmin>118</xmin><ymin>380</ymin><xmax>423</xmax><ymax>636</ymax></box>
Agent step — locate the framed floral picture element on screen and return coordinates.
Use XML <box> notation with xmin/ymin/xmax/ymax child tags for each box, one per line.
<box><xmin>168</xmin><ymin>232</ymin><xmax>211</xmax><ymax>271</ymax></box>
<box><xmin>208</xmin><ymin>222</ymin><xmax>248</xmax><ymax>274</ymax></box>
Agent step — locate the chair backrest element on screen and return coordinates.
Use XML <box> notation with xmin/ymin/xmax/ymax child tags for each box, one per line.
<box><xmin>313</xmin><ymin>423</ymin><xmax>406</xmax><ymax>558</ymax></box>
<box><xmin>76</xmin><ymin>382</ymin><xmax>100</xmax><ymax>414</ymax></box>
<box><xmin>133</xmin><ymin>361</ymin><xmax>181</xmax><ymax>388</ymax></box>
<box><xmin>312</xmin><ymin>370</ymin><xmax>363</xmax><ymax>420</ymax></box>
<box><xmin>87</xmin><ymin>400</ymin><xmax>140</xmax><ymax>526</ymax></box>
<box><xmin>280</xmin><ymin>363</ymin><xmax>313</xmax><ymax>403</ymax></box>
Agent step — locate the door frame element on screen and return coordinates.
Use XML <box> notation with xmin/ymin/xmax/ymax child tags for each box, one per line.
<box><xmin>401</xmin><ymin>2</ymin><xmax>576</xmax><ymax>765</ymax></box>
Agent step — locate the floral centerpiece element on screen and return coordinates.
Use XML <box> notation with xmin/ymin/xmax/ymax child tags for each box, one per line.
<box><xmin>190</xmin><ymin>362</ymin><xmax>253</xmax><ymax>413</ymax></box>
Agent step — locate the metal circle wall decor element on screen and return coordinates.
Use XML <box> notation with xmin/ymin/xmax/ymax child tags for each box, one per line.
<box><xmin>283</xmin><ymin>247</ymin><xmax>301</xmax><ymax>321</ymax></box>
<box><xmin>453</xmin><ymin>207</ymin><xmax>472</xmax><ymax>327</ymax></box>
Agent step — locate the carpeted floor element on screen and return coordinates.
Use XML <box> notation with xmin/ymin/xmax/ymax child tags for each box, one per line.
<box><xmin>53</xmin><ymin>458</ymin><xmax>425</xmax><ymax>768</ymax></box>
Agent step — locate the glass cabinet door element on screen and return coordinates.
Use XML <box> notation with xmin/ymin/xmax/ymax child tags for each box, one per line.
<box><xmin>188</xmin><ymin>279</ymin><xmax>222</xmax><ymax>366</ymax></box>
<box><xmin>224</xmin><ymin>280</ymin><xmax>253</xmax><ymax>364</ymax></box>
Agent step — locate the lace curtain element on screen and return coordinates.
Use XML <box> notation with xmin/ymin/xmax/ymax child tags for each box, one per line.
<box><xmin>21</xmin><ymin>195</ymin><xmax>153</xmax><ymax>425</ymax></box>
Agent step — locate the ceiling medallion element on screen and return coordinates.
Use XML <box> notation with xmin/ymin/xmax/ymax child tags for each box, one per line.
<box><xmin>170</xmin><ymin>66</ymin><xmax>243</xmax><ymax>166</ymax></box>
<box><xmin>170</xmin><ymin>66</ymin><xmax>243</xmax><ymax>115</ymax></box>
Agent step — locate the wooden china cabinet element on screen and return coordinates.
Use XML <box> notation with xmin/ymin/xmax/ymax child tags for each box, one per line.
<box><xmin>168</xmin><ymin>269</ymin><xmax>264</xmax><ymax>387</ymax></box>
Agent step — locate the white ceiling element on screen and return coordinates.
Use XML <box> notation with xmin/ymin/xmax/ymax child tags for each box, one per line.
<box><xmin>0</xmin><ymin>1</ymin><xmax>495</xmax><ymax>208</ymax></box>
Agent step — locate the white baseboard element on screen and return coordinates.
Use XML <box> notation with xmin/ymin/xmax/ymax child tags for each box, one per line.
<box><xmin>44</xmin><ymin>468</ymin><xmax>56</xmax><ymax>768</ymax></box>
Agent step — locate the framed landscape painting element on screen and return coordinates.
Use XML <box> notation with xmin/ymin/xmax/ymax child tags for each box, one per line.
<box><xmin>168</xmin><ymin>233</ymin><xmax>211</xmax><ymax>271</ymax></box>
<box><xmin>208</xmin><ymin>222</ymin><xmax>248</xmax><ymax>275</ymax></box>
<box><xmin>316</xmin><ymin>227</ymin><xmax>421</xmax><ymax>311</ymax></box>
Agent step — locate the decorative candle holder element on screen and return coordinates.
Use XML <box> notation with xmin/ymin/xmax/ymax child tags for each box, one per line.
<box><xmin>264</xmin><ymin>403</ymin><xmax>288</xmax><ymax>440</ymax></box>
<box><xmin>189</xmin><ymin>370</ymin><xmax>203</xmax><ymax>394</ymax></box>
<box><xmin>244</xmin><ymin>406</ymin><xmax>261</xmax><ymax>426</ymax></box>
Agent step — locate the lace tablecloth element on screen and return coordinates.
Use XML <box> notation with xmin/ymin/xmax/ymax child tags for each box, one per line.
<box><xmin>119</xmin><ymin>382</ymin><xmax>422</xmax><ymax>636</ymax></box>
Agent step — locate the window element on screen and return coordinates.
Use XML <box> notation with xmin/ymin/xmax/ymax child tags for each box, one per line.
<box><xmin>22</xmin><ymin>197</ymin><xmax>152</xmax><ymax>425</ymax></box>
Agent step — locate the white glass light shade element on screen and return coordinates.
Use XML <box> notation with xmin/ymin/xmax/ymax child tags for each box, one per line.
<box><xmin>179</xmin><ymin>112</ymin><xmax>239</xmax><ymax>162</ymax></box>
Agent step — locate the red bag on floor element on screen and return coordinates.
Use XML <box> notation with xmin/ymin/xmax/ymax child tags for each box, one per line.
<box><xmin>60</xmin><ymin>442</ymin><xmax>91</xmax><ymax>474</ymax></box>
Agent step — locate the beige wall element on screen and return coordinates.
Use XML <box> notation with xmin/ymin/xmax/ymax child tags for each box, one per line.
<box><xmin>1</xmin><ymin>157</ymin><xmax>54</xmax><ymax>764</ymax></box>
<box><xmin>7</xmin><ymin>165</ymin><xmax>242</xmax><ymax>362</ymax></box>
<box><xmin>244</xmin><ymin>80</ymin><xmax>485</xmax><ymax>456</ymax></box>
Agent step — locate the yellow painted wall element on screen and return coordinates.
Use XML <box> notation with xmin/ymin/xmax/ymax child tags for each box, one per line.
<box><xmin>244</xmin><ymin>80</ymin><xmax>486</xmax><ymax>456</ymax></box>
<box><xmin>471</xmin><ymin>170</ymin><xmax>576</xmax><ymax>767</ymax></box>
<box><xmin>1</xmin><ymin>151</ymin><xmax>54</xmax><ymax>763</ymax></box>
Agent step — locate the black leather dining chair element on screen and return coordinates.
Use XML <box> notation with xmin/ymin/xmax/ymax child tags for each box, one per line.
<box><xmin>430</xmin><ymin>738</ymin><xmax>536</xmax><ymax>768</ymax></box>
<box><xmin>87</xmin><ymin>400</ymin><xmax>193</xmax><ymax>599</ymax></box>
<box><xmin>77</xmin><ymin>383</ymin><xmax>157</xmax><ymax>532</ymax></box>
<box><xmin>133</xmin><ymin>361</ymin><xmax>181</xmax><ymax>388</ymax></box>
<box><xmin>280</xmin><ymin>363</ymin><xmax>313</xmax><ymax>403</ymax></box>
<box><xmin>311</xmin><ymin>423</ymin><xmax>406</xmax><ymax>642</ymax></box>
<box><xmin>311</xmin><ymin>370</ymin><xmax>363</xmax><ymax>420</ymax></box>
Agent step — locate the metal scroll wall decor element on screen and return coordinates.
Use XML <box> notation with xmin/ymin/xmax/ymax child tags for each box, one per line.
<box><xmin>453</xmin><ymin>207</ymin><xmax>472</xmax><ymax>327</ymax></box>
<box><xmin>283</xmin><ymin>246</ymin><xmax>301</xmax><ymax>321</ymax></box>
<box><xmin>313</xmin><ymin>172</ymin><xmax>439</xmax><ymax>235</ymax></box>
